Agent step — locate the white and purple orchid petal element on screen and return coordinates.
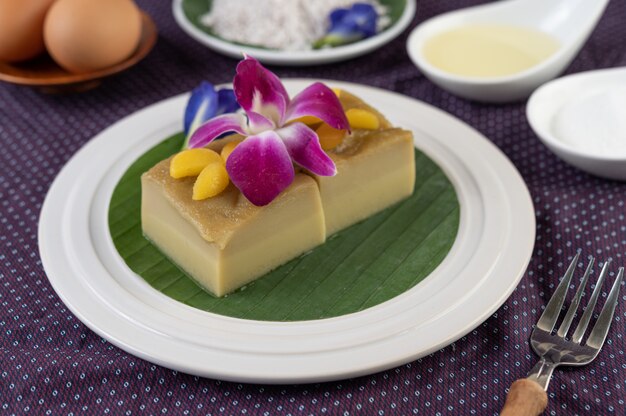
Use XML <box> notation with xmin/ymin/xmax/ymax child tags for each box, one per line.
<box><xmin>246</xmin><ymin>110</ymin><xmax>276</xmax><ymax>135</ymax></box>
<box><xmin>284</xmin><ymin>82</ymin><xmax>350</xmax><ymax>131</ymax></box>
<box><xmin>184</xmin><ymin>81</ymin><xmax>218</xmax><ymax>137</ymax></box>
<box><xmin>277</xmin><ymin>123</ymin><xmax>337</xmax><ymax>177</ymax></box>
<box><xmin>233</xmin><ymin>55</ymin><xmax>289</xmax><ymax>125</ymax></box>
<box><xmin>226</xmin><ymin>130</ymin><xmax>295</xmax><ymax>206</ymax></box>
<box><xmin>188</xmin><ymin>113</ymin><xmax>246</xmax><ymax>148</ymax></box>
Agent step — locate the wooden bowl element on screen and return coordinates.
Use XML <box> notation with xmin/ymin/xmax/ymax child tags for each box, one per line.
<box><xmin>0</xmin><ymin>12</ymin><xmax>157</xmax><ymax>93</ymax></box>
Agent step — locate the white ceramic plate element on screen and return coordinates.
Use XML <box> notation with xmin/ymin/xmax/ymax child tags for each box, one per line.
<box><xmin>39</xmin><ymin>81</ymin><xmax>535</xmax><ymax>384</ymax></box>
<box><xmin>172</xmin><ymin>0</ymin><xmax>416</xmax><ymax>66</ymax></box>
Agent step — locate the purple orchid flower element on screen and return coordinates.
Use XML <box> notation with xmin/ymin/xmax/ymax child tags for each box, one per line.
<box><xmin>314</xmin><ymin>3</ymin><xmax>379</xmax><ymax>49</ymax></box>
<box><xmin>182</xmin><ymin>81</ymin><xmax>239</xmax><ymax>149</ymax></box>
<box><xmin>188</xmin><ymin>56</ymin><xmax>349</xmax><ymax>206</ymax></box>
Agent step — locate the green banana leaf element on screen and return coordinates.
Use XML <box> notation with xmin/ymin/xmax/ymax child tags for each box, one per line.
<box><xmin>108</xmin><ymin>133</ymin><xmax>459</xmax><ymax>321</ymax></box>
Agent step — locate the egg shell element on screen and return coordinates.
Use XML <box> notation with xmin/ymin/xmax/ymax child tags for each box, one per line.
<box><xmin>44</xmin><ymin>0</ymin><xmax>142</xmax><ymax>73</ymax></box>
<box><xmin>0</xmin><ymin>0</ymin><xmax>56</xmax><ymax>62</ymax></box>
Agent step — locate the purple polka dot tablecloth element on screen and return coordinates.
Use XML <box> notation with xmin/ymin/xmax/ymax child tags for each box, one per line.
<box><xmin>1</xmin><ymin>0</ymin><xmax>625</xmax><ymax>414</ymax></box>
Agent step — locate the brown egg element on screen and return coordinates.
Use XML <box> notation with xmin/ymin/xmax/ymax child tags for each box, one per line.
<box><xmin>44</xmin><ymin>0</ymin><xmax>142</xmax><ymax>73</ymax></box>
<box><xmin>0</xmin><ymin>0</ymin><xmax>56</xmax><ymax>62</ymax></box>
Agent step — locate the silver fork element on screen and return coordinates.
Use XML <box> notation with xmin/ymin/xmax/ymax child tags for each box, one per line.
<box><xmin>500</xmin><ymin>253</ymin><xmax>624</xmax><ymax>416</ymax></box>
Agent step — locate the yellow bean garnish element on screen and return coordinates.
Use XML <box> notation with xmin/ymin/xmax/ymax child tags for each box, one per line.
<box><xmin>170</xmin><ymin>148</ymin><xmax>222</xmax><ymax>179</ymax></box>
<box><xmin>346</xmin><ymin>108</ymin><xmax>380</xmax><ymax>130</ymax></box>
<box><xmin>192</xmin><ymin>161</ymin><xmax>229</xmax><ymax>200</ymax></box>
<box><xmin>332</xmin><ymin>88</ymin><xmax>342</xmax><ymax>98</ymax></box>
<box><xmin>293</xmin><ymin>115</ymin><xmax>321</xmax><ymax>126</ymax></box>
<box><xmin>220</xmin><ymin>139</ymin><xmax>243</xmax><ymax>162</ymax></box>
<box><xmin>316</xmin><ymin>123</ymin><xmax>346</xmax><ymax>151</ymax></box>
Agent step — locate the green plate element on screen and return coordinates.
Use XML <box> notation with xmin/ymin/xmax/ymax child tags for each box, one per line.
<box><xmin>181</xmin><ymin>0</ymin><xmax>408</xmax><ymax>50</ymax></box>
<box><xmin>108</xmin><ymin>133</ymin><xmax>460</xmax><ymax>322</ymax></box>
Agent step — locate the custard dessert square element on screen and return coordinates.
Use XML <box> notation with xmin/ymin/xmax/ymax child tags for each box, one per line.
<box><xmin>141</xmin><ymin>158</ymin><xmax>326</xmax><ymax>297</ymax></box>
<box><xmin>312</xmin><ymin>90</ymin><xmax>416</xmax><ymax>235</ymax></box>
<box><xmin>315</xmin><ymin>128</ymin><xmax>416</xmax><ymax>235</ymax></box>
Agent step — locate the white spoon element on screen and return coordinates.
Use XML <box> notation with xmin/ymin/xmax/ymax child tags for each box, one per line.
<box><xmin>406</xmin><ymin>0</ymin><xmax>609</xmax><ymax>102</ymax></box>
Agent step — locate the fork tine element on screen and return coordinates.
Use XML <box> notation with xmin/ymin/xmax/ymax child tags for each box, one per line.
<box><xmin>557</xmin><ymin>257</ymin><xmax>594</xmax><ymax>337</ymax></box>
<box><xmin>536</xmin><ymin>252</ymin><xmax>580</xmax><ymax>332</ymax></box>
<box><xmin>571</xmin><ymin>260</ymin><xmax>612</xmax><ymax>343</ymax></box>
<box><xmin>585</xmin><ymin>267</ymin><xmax>624</xmax><ymax>349</ymax></box>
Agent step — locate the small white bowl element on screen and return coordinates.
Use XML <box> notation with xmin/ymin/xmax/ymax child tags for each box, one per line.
<box><xmin>527</xmin><ymin>67</ymin><xmax>626</xmax><ymax>181</ymax></box>
<box><xmin>406</xmin><ymin>0</ymin><xmax>609</xmax><ymax>103</ymax></box>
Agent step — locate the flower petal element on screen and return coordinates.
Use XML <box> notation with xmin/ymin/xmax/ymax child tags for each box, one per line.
<box><xmin>234</xmin><ymin>55</ymin><xmax>289</xmax><ymax>125</ymax></box>
<box><xmin>216</xmin><ymin>88</ymin><xmax>240</xmax><ymax>114</ymax></box>
<box><xmin>188</xmin><ymin>113</ymin><xmax>246</xmax><ymax>148</ymax></box>
<box><xmin>314</xmin><ymin>4</ymin><xmax>378</xmax><ymax>48</ymax></box>
<box><xmin>277</xmin><ymin>123</ymin><xmax>336</xmax><ymax>176</ymax></box>
<box><xmin>246</xmin><ymin>110</ymin><xmax>276</xmax><ymax>135</ymax></box>
<box><xmin>285</xmin><ymin>82</ymin><xmax>349</xmax><ymax>131</ymax></box>
<box><xmin>225</xmin><ymin>130</ymin><xmax>295</xmax><ymax>206</ymax></box>
<box><xmin>330</xmin><ymin>4</ymin><xmax>378</xmax><ymax>37</ymax></box>
<box><xmin>184</xmin><ymin>81</ymin><xmax>218</xmax><ymax>137</ymax></box>
<box><xmin>329</xmin><ymin>8</ymin><xmax>350</xmax><ymax>24</ymax></box>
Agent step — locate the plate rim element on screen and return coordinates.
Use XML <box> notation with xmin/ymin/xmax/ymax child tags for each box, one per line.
<box><xmin>39</xmin><ymin>80</ymin><xmax>535</xmax><ymax>383</ymax></box>
<box><xmin>171</xmin><ymin>0</ymin><xmax>417</xmax><ymax>65</ymax></box>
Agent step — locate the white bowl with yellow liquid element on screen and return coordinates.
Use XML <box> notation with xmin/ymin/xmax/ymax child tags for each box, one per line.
<box><xmin>406</xmin><ymin>0</ymin><xmax>609</xmax><ymax>103</ymax></box>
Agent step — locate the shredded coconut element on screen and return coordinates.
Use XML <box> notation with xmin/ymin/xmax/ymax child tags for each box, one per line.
<box><xmin>201</xmin><ymin>0</ymin><xmax>389</xmax><ymax>51</ymax></box>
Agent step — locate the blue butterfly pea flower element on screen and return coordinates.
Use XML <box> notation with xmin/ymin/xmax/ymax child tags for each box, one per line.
<box><xmin>182</xmin><ymin>81</ymin><xmax>239</xmax><ymax>149</ymax></box>
<box><xmin>314</xmin><ymin>3</ymin><xmax>379</xmax><ymax>49</ymax></box>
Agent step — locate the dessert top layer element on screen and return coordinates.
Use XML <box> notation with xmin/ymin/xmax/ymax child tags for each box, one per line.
<box><xmin>337</xmin><ymin>89</ymin><xmax>391</xmax><ymax>130</ymax></box>
<box><xmin>143</xmin><ymin>141</ymin><xmax>318</xmax><ymax>249</ymax></box>
<box><xmin>319</xmin><ymin>90</ymin><xmax>413</xmax><ymax>170</ymax></box>
<box><xmin>142</xmin><ymin>90</ymin><xmax>412</xmax><ymax>249</ymax></box>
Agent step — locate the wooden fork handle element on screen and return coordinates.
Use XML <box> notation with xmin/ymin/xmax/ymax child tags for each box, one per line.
<box><xmin>500</xmin><ymin>379</ymin><xmax>548</xmax><ymax>415</ymax></box>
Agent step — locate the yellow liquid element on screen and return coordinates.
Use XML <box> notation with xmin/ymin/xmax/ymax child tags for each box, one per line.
<box><xmin>423</xmin><ymin>25</ymin><xmax>560</xmax><ymax>78</ymax></box>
